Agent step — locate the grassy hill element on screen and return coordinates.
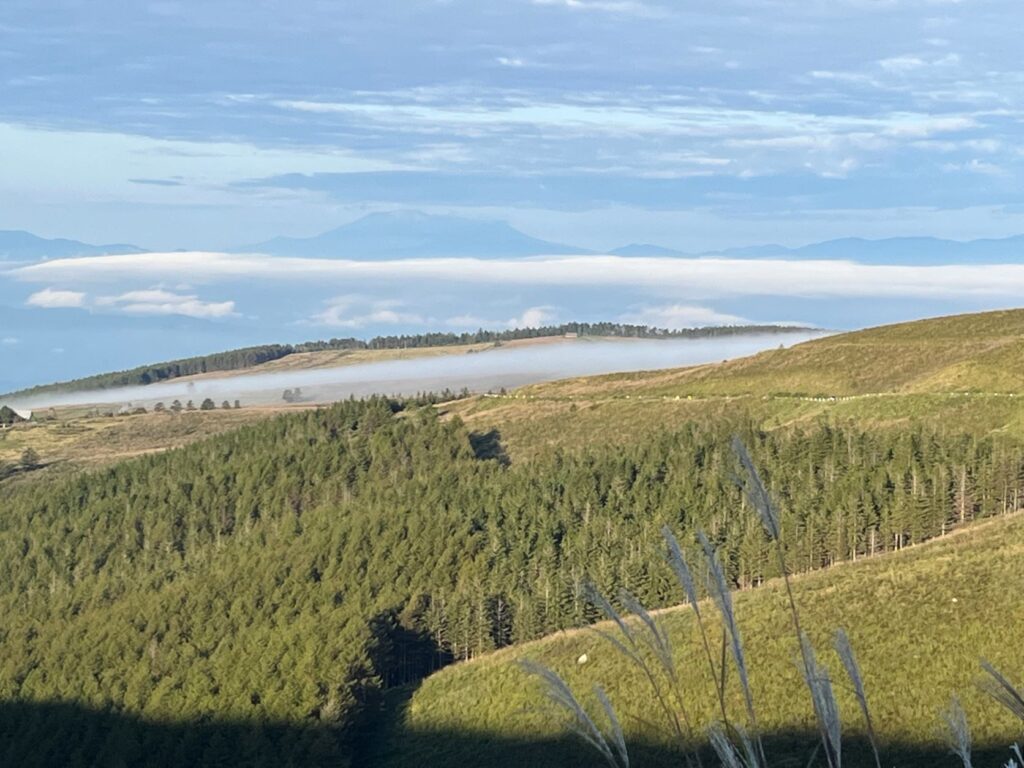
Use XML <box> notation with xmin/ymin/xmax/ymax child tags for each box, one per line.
<box><xmin>446</xmin><ymin>309</ymin><xmax>1024</xmax><ymax>455</ymax></box>
<box><xmin>381</xmin><ymin>512</ymin><xmax>1024</xmax><ymax>768</ymax></box>
<box><xmin>517</xmin><ymin>309</ymin><xmax>1024</xmax><ymax>399</ymax></box>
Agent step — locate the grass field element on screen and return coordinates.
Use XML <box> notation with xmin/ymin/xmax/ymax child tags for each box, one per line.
<box><xmin>380</xmin><ymin>512</ymin><xmax>1024</xmax><ymax>768</ymax></box>
<box><xmin>0</xmin><ymin>407</ymin><xmax>298</xmax><ymax>484</ymax></box>
<box><xmin>441</xmin><ymin>309</ymin><xmax>1024</xmax><ymax>454</ymax></box>
<box><xmin>173</xmin><ymin>340</ymin><xmax>506</xmax><ymax>381</ymax></box>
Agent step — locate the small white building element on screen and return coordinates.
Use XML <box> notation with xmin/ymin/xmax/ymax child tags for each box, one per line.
<box><xmin>0</xmin><ymin>405</ymin><xmax>32</xmax><ymax>427</ymax></box>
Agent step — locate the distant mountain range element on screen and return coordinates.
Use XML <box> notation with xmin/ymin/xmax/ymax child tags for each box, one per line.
<box><xmin>5</xmin><ymin>213</ymin><xmax>1024</xmax><ymax>264</ymax></box>
<box><xmin>609</xmin><ymin>243</ymin><xmax>687</xmax><ymax>257</ymax></box>
<box><xmin>238</xmin><ymin>210</ymin><xmax>590</xmax><ymax>259</ymax></box>
<box><xmin>0</xmin><ymin>230</ymin><xmax>144</xmax><ymax>261</ymax></box>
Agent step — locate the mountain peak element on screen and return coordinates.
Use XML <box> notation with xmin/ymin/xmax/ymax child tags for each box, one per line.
<box><xmin>240</xmin><ymin>211</ymin><xmax>591</xmax><ymax>259</ymax></box>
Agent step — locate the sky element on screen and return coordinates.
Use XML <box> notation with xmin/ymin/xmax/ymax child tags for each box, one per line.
<box><xmin>4</xmin><ymin>0</ymin><xmax>1024</xmax><ymax>250</ymax></box>
<box><xmin>3</xmin><ymin>0</ymin><xmax>1024</xmax><ymax>391</ymax></box>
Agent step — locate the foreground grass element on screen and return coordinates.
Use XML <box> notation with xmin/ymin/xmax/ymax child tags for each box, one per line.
<box><xmin>384</xmin><ymin>513</ymin><xmax>1024</xmax><ymax>767</ymax></box>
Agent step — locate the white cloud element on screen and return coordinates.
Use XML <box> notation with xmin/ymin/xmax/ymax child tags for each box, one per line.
<box><xmin>97</xmin><ymin>288</ymin><xmax>237</xmax><ymax>318</ymax></box>
<box><xmin>619</xmin><ymin>304</ymin><xmax>748</xmax><ymax>328</ymax></box>
<box><xmin>17</xmin><ymin>251</ymin><xmax>1024</xmax><ymax>301</ymax></box>
<box><xmin>495</xmin><ymin>57</ymin><xmax>525</xmax><ymax>67</ymax></box>
<box><xmin>311</xmin><ymin>296</ymin><xmax>423</xmax><ymax>328</ymax></box>
<box><xmin>26</xmin><ymin>288</ymin><xmax>86</xmax><ymax>308</ymax></box>
<box><xmin>1</xmin><ymin>337</ymin><xmax>19</xmax><ymax>345</ymax></box>
<box><xmin>531</xmin><ymin>0</ymin><xmax>663</xmax><ymax>16</ymax></box>
<box><xmin>879</xmin><ymin>55</ymin><xmax>927</xmax><ymax>73</ymax></box>
<box><xmin>513</xmin><ymin>306</ymin><xmax>557</xmax><ymax>328</ymax></box>
<box><xmin>445</xmin><ymin>305</ymin><xmax>557</xmax><ymax>329</ymax></box>
<box><xmin>941</xmin><ymin>158</ymin><xmax>1007</xmax><ymax>176</ymax></box>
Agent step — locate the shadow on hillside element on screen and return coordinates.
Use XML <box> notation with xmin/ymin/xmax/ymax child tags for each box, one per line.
<box><xmin>469</xmin><ymin>428</ymin><xmax>510</xmax><ymax>465</ymax></box>
<box><xmin>0</xmin><ymin>699</ymin><xmax>1017</xmax><ymax>768</ymax></box>
<box><xmin>378</xmin><ymin>726</ymin><xmax>1018</xmax><ymax>768</ymax></box>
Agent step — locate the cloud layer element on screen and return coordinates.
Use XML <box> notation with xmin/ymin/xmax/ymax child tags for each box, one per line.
<box><xmin>16</xmin><ymin>252</ymin><xmax>1024</xmax><ymax>301</ymax></box>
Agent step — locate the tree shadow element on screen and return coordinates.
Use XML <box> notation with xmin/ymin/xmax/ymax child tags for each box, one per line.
<box><xmin>469</xmin><ymin>429</ymin><xmax>510</xmax><ymax>466</ymax></box>
<box><xmin>0</xmin><ymin>699</ymin><xmax>1017</xmax><ymax>768</ymax></box>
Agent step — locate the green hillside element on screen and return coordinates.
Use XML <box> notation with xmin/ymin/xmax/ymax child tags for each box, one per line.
<box><xmin>523</xmin><ymin>309</ymin><xmax>1024</xmax><ymax>399</ymax></box>
<box><xmin>447</xmin><ymin>308</ymin><xmax>1024</xmax><ymax>454</ymax></box>
<box><xmin>2</xmin><ymin>310</ymin><xmax>1024</xmax><ymax>767</ymax></box>
<box><xmin>383</xmin><ymin>512</ymin><xmax>1024</xmax><ymax>768</ymax></box>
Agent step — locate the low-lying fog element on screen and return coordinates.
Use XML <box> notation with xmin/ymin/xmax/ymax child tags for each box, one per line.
<box><xmin>16</xmin><ymin>332</ymin><xmax>827</xmax><ymax>410</ymax></box>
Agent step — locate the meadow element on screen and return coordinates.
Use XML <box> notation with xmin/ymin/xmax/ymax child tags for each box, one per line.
<box><xmin>384</xmin><ymin>511</ymin><xmax>1024</xmax><ymax>767</ymax></box>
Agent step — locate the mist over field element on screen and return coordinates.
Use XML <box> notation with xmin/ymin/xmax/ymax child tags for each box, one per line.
<box><xmin>12</xmin><ymin>331</ymin><xmax>825</xmax><ymax>410</ymax></box>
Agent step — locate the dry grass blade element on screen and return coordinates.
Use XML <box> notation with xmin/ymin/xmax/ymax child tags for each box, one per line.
<box><xmin>587</xmin><ymin>585</ymin><xmax>698</xmax><ymax>765</ymax></box>
<box><xmin>697</xmin><ymin>528</ymin><xmax>764</xmax><ymax>765</ymax></box>
<box><xmin>834</xmin><ymin>629</ymin><xmax>881</xmax><ymax>768</ymax></box>
<box><xmin>519</xmin><ymin>660</ymin><xmax>624</xmax><ymax>768</ymax></box>
<box><xmin>731</xmin><ymin>436</ymin><xmax>781</xmax><ymax>540</ymax></box>
<box><xmin>709</xmin><ymin>724</ymin><xmax>745</xmax><ymax>768</ymax></box>
<box><xmin>944</xmin><ymin>697</ymin><xmax>973</xmax><ymax>768</ymax></box>
<box><xmin>980</xmin><ymin>660</ymin><xmax>1024</xmax><ymax>723</ymax></box>
<box><xmin>595</xmin><ymin>685</ymin><xmax>630</xmax><ymax>768</ymax></box>
<box><xmin>799</xmin><ymin>634</ymin><xmax>842</xmax><ymax>768</ymax></box>
<box><xmin>618</xmin><ymin>589</ymin><xmax>674</xmax><ymax>677</ymax></box>
<box><xmin>663</xmin><ymin>525</ymin><xmax>732</xmax><ymax>731</ymax></box>
<box><xmin>662</xmin><ymin>525</ymin><xmax>702</xmax><ymax>618</ymax></box>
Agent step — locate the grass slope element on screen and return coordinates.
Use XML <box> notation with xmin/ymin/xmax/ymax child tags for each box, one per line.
<box><xmin>446</xmin><ymin>308</ymin><xmax>1024</xmax><ymax>454</ymax></box>
<box><xmin>521</xmin><ymin>308</ymin><xmax>1024</xmax><ymax>399</ymax></box>
<box><xmin>0</xmin><ymin>408</ymin><xmax>296</xmax><ymax>485</ymax></box>
<box><xmin>384</xmin><ymin>512</ymin><xmax>1024</xmax><ymax>768</ymax></box>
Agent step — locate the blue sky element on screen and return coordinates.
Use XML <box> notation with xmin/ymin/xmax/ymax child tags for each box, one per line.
<box><xmin>4</xmin><ymin>0</ymin><xmax>1024</xmax><ymax>391</ymax></box>
<box><xmin>4</xmin><ymin>0</ymin><xmax>1024</xmax><ymax>251</ymax></box>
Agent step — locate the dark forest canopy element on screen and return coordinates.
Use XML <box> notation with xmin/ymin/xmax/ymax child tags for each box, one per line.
<box><xmin>1</xmin><ymin>322</ymin><xmax>811</xmax><ymax>400</ymax></box>
<box><xmin>0</xmin><ymin>396</ymin><xmax>1020</xmax><ymax>765</ymax></box>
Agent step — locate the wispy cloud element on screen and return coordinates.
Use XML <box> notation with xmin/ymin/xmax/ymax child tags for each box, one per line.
<box><xmin>619</xmin><ymin>303</ymin><xmax>747</xmax><ymax>327</ymax></box>
<box><xmin>97</xmin><ymin>288</ymin><xmax>237</xmax><ymax>318</ymax></box>
<box><xmin>310</xmin><ymin>296</ymin><xmax>423</xmax><ymax>328</ymax></box>
<box><xmin>530</xmin><ymin>0</ymin><xmax>664</xmax><ymax>16</ymax></box>
<box><xmin>446</xmin><ymin>305</ymin><xmax>558</xmax><ymax>329</ymax></box>
<box><xmin>26</xmin><ymin>288</ymin><xmax>86</xmax><ymax>308</ymax></box>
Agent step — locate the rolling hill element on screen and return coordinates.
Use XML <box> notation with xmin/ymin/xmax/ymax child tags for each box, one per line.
<box><xmin>517</xmin><ymin>308</ymin><xmax>1024</xmax><ymax>399</ymax></box>
<box><xmin>443</xmin><ymin>309</ymin><xmax>1024</xmax><ymax>456</ymax></box>
<box><xmin>0</xmin><ymin>230</ymin><xmax>144</xmax><ymax>261</ymax></box>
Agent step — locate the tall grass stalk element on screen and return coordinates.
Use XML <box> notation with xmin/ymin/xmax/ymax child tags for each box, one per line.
<box><xmin>799</xmin><ymin>634</ymin><xmax>843</xmax><ymax>768</ymax></box>
<box><xmin>979</xmin><ymin>660</ymin><xmax>1024</xmax><ymax>723</ymax></box>
<box><xmin>833</xmin><ymin>629</ymin><xmax>882</xmax><ymax>768</ymax></box>
<box><xmin>519</xmin><ymin>660</ymin><xmax>630</xmax><ymax>768</ymax></box>
<box><xmin>663</xmin><ymin>525</ymin><xmax>732</xmax><ymax>731</ymax></box>
<box><xmin>944</xmin><ymin>697</ymin><xmax>973</xmax><ymax>768</ymax></box>
<box><xmin>732</xmin><ymin>437</ymin><xmax>840</xmax><ymax>768</ymax></box>
<box><xmin>588</xmin><ymin>585</ymin><xmax>703</xmax><ymax>768</ymax></box>
<box><xmin>697</xmin><ymin>528</ymin><xmax>766</xmax><ymax>767</ymax></box>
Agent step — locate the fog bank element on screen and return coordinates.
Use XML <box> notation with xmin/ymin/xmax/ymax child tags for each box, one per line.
<box><xmin>14</xmin><ymin>332</ymin><xmax>826</xmax><ymax>410</ymax></box>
